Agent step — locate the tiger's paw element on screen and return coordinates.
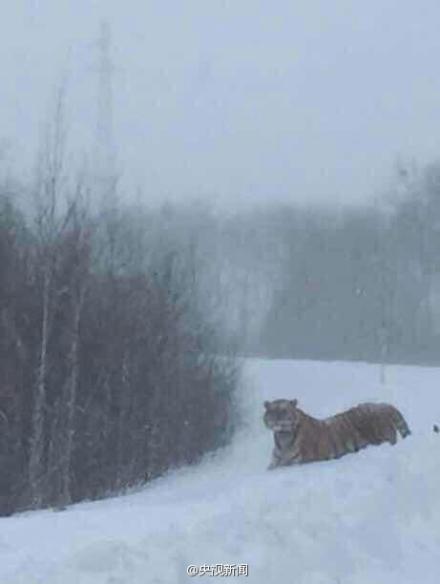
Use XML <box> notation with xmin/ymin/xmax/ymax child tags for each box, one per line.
<box><xmin>267</xmin><ymin>460</ymin><xmax>279</xmax><ymax>470</ymax></box>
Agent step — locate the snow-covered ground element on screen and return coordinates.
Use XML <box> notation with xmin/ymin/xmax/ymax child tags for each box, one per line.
<box><xmin>2</xmin><ymin>359</ymin><xmax>440</xmax><ymax>584</ymax></box>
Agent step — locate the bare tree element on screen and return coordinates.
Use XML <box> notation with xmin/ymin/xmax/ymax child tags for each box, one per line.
<box><xmin>28</xmin><ymin>78</ymin><xmax>71</xmax><ymax>507</ymax></box>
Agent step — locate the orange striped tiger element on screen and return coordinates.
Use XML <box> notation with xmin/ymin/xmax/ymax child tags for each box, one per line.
<box><xmin>263</xmin><ymin>399</ymin><xmax>410</xmax><ymax>469</ymax></box>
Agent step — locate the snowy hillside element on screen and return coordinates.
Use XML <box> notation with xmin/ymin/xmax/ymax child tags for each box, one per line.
<box><xmin>2</xmin><ymin>359</ymin><xmax>440</xmax><ymax>584</ymax></box>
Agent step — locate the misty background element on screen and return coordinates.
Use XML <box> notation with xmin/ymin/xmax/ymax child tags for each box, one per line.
<box><xmin>2</xmin><ymin>1</ymin><xmax>440</xmax><ymax>515</ymax></box>
<box><xmin>2</xmin><ymin>1</ymin><xmax>440</xmax><ymax>206</ymax></box>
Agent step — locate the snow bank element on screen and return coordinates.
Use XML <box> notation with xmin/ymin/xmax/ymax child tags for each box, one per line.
<box><xmin>2</xmin><ymin>359</ymin><xmax>440</xmax><ymax>583</ymax></box>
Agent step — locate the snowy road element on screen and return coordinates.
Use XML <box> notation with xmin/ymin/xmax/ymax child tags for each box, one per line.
<box><xmin>2</xmin><ymin>359</ymin><xmax>440</xmax><ymax>583</ymax></box>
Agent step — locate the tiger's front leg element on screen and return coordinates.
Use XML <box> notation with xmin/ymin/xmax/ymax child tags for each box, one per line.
<box><xmin>267</xmin><ymin>450</ymin><xmax>282</xmax><ymax>470</ymax></box>
<box><xmin>268</xmin><ymin>449</ymin><xmax>300</xmax><ymax>470</ymax></box>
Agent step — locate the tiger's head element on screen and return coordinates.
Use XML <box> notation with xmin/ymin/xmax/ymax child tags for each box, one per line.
<box><xmin>263</xmin><ymin>399</ymin><xmax>299</xmax><ymax>432</ymax></box>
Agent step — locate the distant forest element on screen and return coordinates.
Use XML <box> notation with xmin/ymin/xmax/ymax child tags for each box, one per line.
<box><xmin>142</xmin><ymin>161</ymin><xmax>440</xmax><ymax>367</ymax></box>
<box><xmin>257</xmin><ymin>163</ymin><xmax>440</xmax><ymax>365</ymax></box>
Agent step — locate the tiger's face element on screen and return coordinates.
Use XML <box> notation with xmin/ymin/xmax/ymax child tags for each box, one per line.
<box><xmin>263</xmin><ymin>399</ymin><xmax>299</xmax><ymax>432</ymax></box>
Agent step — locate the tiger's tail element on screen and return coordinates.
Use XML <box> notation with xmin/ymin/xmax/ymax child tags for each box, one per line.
<box><xmin>391</xmin><ymin>407</ymin><xmax>411</xmax><ymax>439</ymax></box>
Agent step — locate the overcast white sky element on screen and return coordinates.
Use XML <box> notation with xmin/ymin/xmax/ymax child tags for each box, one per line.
<box><xmin>1</xmin><ymin>1</ymin><xmax>440</xmax><ymax>207</ymax></box>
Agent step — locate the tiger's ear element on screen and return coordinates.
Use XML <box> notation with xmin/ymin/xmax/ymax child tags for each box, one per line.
<box><xmin>264</xmin><ymin>401</ymin><xmax>271</xmax><ymax>409</ymax></box>
<box><xmin>290</xmin><ymin>399</ymin><xmax>298</xmax><ymax>408</ymax></box>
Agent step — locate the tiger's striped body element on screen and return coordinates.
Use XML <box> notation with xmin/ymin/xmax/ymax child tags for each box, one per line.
<box><xmin>263</xmin><ymin>399</ymin><xmax>410</xmax><ymax>469</ymax></box>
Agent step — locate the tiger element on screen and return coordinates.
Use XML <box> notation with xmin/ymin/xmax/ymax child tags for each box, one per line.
<box><xmin>263</xmin><ymin>398</ymin><xmax>410</xmax><ymax>469</ymax></box>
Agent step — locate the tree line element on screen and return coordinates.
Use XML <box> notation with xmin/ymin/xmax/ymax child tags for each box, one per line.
<box><xmin>146</xmin><ymin>162</ymin><xmax>440</xmax><ymax>367</ymax></box>
<box><xmin>0</xmin><ymin>187</ymin><xmax>238</xmax><ymax>516</ymax></box>
<box><xmin>257</xmin><ymin>163</ymin><xmax>440</xmax><ymax>364</ymax></box>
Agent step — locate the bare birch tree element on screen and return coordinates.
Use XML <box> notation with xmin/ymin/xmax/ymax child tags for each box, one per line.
<box><xmin>28</xmin><ymin>78</ymin><xmax>70</xmax><ymax>507</ymax></box>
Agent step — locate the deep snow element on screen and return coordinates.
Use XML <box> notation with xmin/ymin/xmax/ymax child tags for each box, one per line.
<box><xmin>2</xmin><ymin>359</ymin><xmax>440</xmax><ymax>584</ymax></box>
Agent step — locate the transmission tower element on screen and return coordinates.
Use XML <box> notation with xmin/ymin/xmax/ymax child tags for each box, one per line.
<box><xmin>94</xmin><ymin>21</ymin><xmax>117</xmax><ymax>203</ymax></box>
